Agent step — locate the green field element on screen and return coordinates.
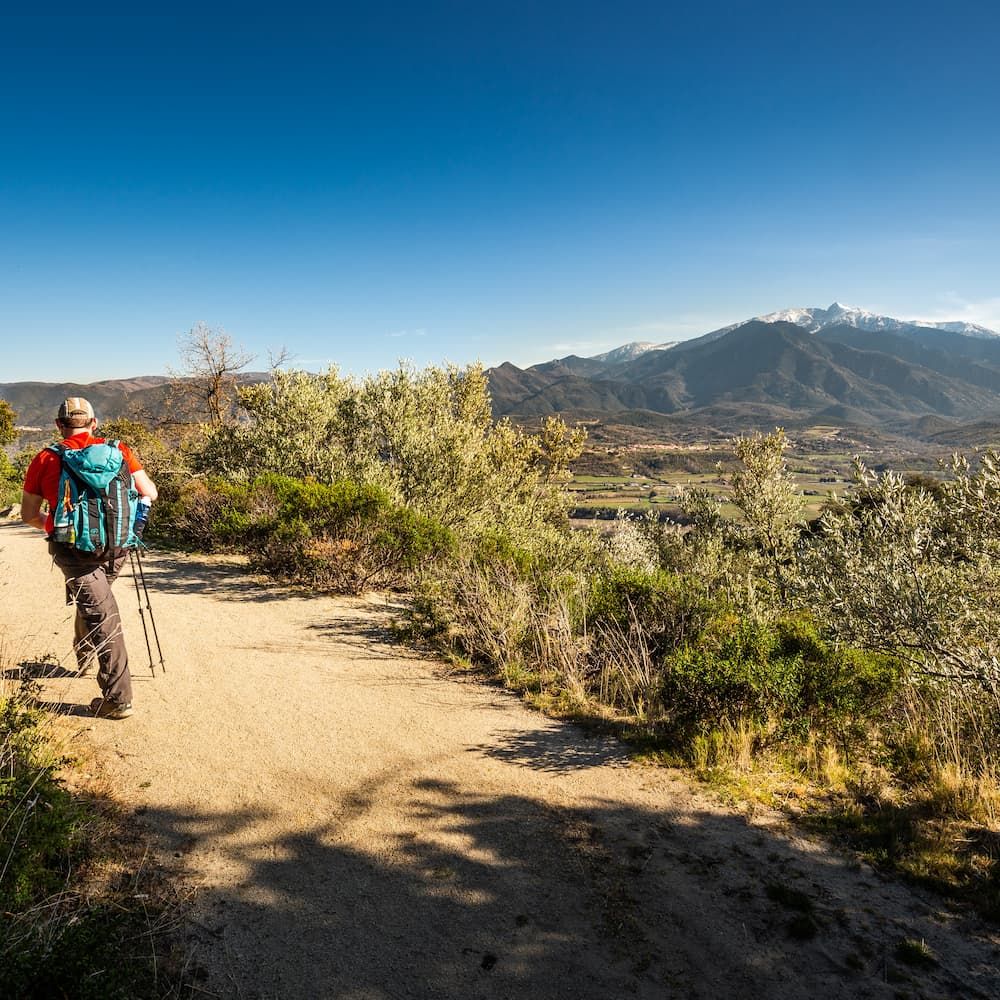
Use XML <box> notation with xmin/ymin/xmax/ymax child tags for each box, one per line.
<box><xmin>568</xmin><ymin>446</ymin><xmax>866</xmax><ymax>523</ymax></box>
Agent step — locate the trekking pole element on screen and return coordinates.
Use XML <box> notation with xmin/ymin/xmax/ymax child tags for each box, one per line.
<box><xmin>133</xmin><ymin>548</ymin><xmax>165</xmax><ymax>673</ymax></box>
<box><xmin>129</xmin><ymin>549</ymin><xmax>157</xmax><ymax>676</ymax></box>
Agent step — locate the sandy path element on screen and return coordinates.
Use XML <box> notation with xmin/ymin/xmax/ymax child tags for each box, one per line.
<box><xmin>1</xmin><ymin>520</ymin><xmax>998</xmax><ymax>1000</ymax></box>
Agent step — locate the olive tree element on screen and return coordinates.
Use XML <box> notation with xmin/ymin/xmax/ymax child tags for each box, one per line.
<box><xmin>796</xmin><ymin>454</ymin><xmax>1000</xmax><ymax>691</ymax></box>
<box><xmin>337</xmin><ymin>362</ymin><xmax>585</xmax><ymax>538</ymax></box>
<box><xmin>196</xmin><ymin>368</ymin><xmax>351</xmax><ymax>482</ymax></box>
<box><xmin>0</xmin><ymin>400</ymin><xmax>15</xmax><ymax>446</ymax></box>
<box><xmin>724</xmin><ymin>428</ymin><xmax>801</xmax><ymax>601</ymax></box>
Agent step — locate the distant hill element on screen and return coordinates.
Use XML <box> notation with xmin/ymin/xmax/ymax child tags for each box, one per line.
<box><xmin>0</xmin><ymin>376</ymin><xmax>174</xmax><ymax>428</ymax></box>
<box><xmin>0</xmin><ymin>373</ymin><xmax>267</xmax><ymax>428</ymax></box>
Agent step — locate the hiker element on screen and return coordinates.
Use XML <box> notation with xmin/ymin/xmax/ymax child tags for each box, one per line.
<box><xmin>20</xmin><ymin>398</ymin><xmax>158</xmax><ymax>720</ymax></box>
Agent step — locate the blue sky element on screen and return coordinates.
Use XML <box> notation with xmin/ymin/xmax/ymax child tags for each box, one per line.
<box><xmin>1</xmin><ymin>4</ymin><xmax>998</xmax><ymax>382</ymax></box>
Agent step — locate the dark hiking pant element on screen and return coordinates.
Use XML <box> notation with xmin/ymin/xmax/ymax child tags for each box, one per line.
<box><xmin>49</xmin><ymin>542</ymin><xmax>132</xmax><ymax>706</ymax></box>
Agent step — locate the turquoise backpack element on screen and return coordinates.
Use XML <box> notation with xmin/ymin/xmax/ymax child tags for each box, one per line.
<box><xmin>48</xmin><ymin>441</ymin><xmax>141</xmax><ymax>554</ymax></box>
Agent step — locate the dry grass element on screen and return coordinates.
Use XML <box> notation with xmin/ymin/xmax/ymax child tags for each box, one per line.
<box><xmin>0</xmin><ymin>640</ymin><xmax>194</xmax><ymax>996</ymax></box>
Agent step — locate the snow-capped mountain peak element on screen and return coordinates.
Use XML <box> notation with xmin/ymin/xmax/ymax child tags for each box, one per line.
<box><xmin>715</xmin><ymin>303</ymin><xmax>999</xmax><ymax>340</ymax></box>
<box><xmin>927</xmin><ymin>320</ymin><xmax>1000</xmax><ymax>339</ymax></box>
<box><xmin>752</xmin><ymin>302</ymin><xmax>897</xmax><ymax>332</ymax></box>
<box><xmin>588</xmin><ymin>341</ymin><xmax>678</xmax><ymax>364</ymax></box>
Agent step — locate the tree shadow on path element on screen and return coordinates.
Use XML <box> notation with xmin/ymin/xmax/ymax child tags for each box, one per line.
<box><xmin>139</xmin><ymin>775</ymin><xmax>998</xmax><ymax>1000</ymax></box>
<box><xmin>469</xmin><ymin>726</ymin><xmax>632</xmax><ymax>774</ymax></box>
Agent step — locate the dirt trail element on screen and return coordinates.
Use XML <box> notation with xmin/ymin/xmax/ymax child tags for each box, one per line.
<box><xmin>1</xmin><ymin>521</ymin><xmax>998</xmax><ymax>1000</ymax></box>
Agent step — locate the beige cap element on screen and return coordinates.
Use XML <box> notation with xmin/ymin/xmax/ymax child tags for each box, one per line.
<box><xmin>57</xmin><ymin>397</ymin><xmax>95</xmax><ymax>421</ymax></box>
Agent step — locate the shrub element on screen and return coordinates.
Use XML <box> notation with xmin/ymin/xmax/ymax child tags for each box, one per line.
<box><xmin>796</xmin><ymin>454</ymin><xmax>1000</xmax><ymax>691</ymax></box>
<box><xmin>414</xmin><ymin>527</ymin><xmax>595</xmax><ymax>690</ymax></box>
<box><xmin>148</xmin><ymin>474</ymin><xmax>251</xmax><ymax>550</ymax></box>
<box><xmin>96</xmin><ymin>416</ymin><xmax>176</xmax><ymax>481</ymax></box>
<box><xmin>724</xmin><ymin>428</ymin><xmax>801</xmax><ymax>601</ymax></box>
<box><xmin>193</xmin><ymin>368</ymin><xmax>351</xmax><ymax>482</ymax></box>
<box><xmin>604</xmin><ymin>510</ymin><xmax>660</xmax><ymax>573</ymax></box>
<box><xmin>588</xmin><ymin>566</ymin><xmax>714</xmax><ymax>646</ymax></box>
<box><xmin>0</xmin><ymin>693</ymin><xmax>81</xmax><ymax>910</ymax></box>
<box><xmin>221</xmin><ymin>474</ymin><xmax>454</xmax><ymax>593</ymax></box>
<box><xmin>658</xmin><ymin>616</ymin><xmax>902</xmax><ymax>743</ymax></box>
<box><xmin>0</xmin><ymin>400</ymin><xmax>15</xmax><ymax>446</ymax></box>
<box><xmin>0</xmin><ymin>452</ymin><xmax>20</xmax><ymax>507</ymax></box>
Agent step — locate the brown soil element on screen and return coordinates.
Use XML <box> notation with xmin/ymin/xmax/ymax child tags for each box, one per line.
<box><xmin>2</xmin><ymin>521</ymin><xmax>998</xmax><ymax>999</ymax></box>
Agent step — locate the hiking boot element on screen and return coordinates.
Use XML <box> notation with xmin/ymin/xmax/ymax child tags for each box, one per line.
<box><xmin>89</xmin><ymin>697</ymin><xmax>134</xmax><ymax>720</ymax></box>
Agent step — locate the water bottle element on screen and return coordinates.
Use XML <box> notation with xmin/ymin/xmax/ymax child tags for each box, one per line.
<box><xmin>134</xmin><ymin>497</ymin><xmax>152</xmax><ymax>538</ymax></box>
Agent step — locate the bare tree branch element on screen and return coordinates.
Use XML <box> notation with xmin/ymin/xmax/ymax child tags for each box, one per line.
<box><xmin>170</xmin><ymin>323</ymin><xmax>256</xmax><ymax>424</ymax></box>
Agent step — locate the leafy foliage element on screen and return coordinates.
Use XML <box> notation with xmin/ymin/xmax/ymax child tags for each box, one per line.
<box><xmin>196</xmin><ymin>368</ymin><xmax>351</xmax><ymax>482</ymax></box>
<box><xmin>192</xmin><ymin>363</ymin><xmax>585</xmax><ymax>546</ymax></box>
<box><xmin>0</xmin><ymin>452</ymin><xmax>20</xmax><ymax>507</ymax></box>
<box><xmin>0</xmin><ymin>400</ymin><xmax>16</xmax><ymax>446</ymax></box>
<box><xmin>797</xmin><ymin>453</ymin><xmax>1000</xmax><ymax>691</ymax></box>
<box><xmin>0</xmin><ymin>696</ymin><xmax>80</xmax><ymax>910</ymax></box>
<box><xmin>174</xmin><ymin>474</ymin><xmax>455</xmax><ymax>593</ymax></box>
<box><xmin>97</xmin><ymin>416</ymin><xmax>174</xmax><ymax>480</ymax></box>
<box><xmin>726</xmin><ymin>428</ymin><xmax>800</xmax><ymax>600</ymax></box>
<box><xmin>150</xmin><ymin>474</ymin><xmax>251</xmax><ymax>550</ymax></box>
<box><xmin>0</xmin><ymin>400</ymin><xmax>20</xmax><ymax>505</ymax></box>
<box><xmin>656</xmin><ymin>615</ymin><xmax>900</xmax><ymax>741</ymax></box>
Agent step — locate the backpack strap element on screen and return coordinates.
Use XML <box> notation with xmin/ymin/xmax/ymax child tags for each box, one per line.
<box><xmin>47</xmin><ymin>443</ymin><xmax>79</xmax><ymax>545</ymax></box>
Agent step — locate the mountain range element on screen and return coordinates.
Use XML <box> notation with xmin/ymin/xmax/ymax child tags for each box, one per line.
<box><xmin>4</xmin><ymin>304</ymin><xmax>1000</xmax><ymax>438</ymax></box>
<box><xmin>486</xmin><ymin>303</ymin><xmax>1000</xmax><ymax>434</ymax></box>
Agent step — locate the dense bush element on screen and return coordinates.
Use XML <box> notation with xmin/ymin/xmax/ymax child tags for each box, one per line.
<box><xmin>656</xmin><ymin>616</ymin><xmax>901</xmax><ymax>743</ymax></box>
<box><xmin>588</xmin><ymin>565</ymin><xmax>714</xmax><ymax>647</ymax></box>
<box><xmin>166</xmin><ymin>473</ymin><xmax>455</xmax><ymax>593</ymax></box>
<box><xmin>0</xmin><ymin>694</ymin><xmax>82</xmax><ymax>910</ymax></box>
<box><xmin>193</xmin><ymin>368</ymin><xmax>351</xmax><ymax>483</ymax></box>
<box><xmin>0</xmin><ymin>401</ymin><xmax>22</xmax><ymax>505</ymax></box>
<box><xmin>0</xmin><ymin>400</ymin><xmax>15</xmax><ymax>447</ymax></box>
<box><xmin>149</xmin><ymin>473</ymin><xmax>251</xmax><ymax>551</ymax></box>
<box><xmin>422</xmin><ymin>550</ymin><xmax>904</xmax><ymax>752</ymax></box>
<box><xmin>410</xmin><ymin>525</ymin><xmax>595</xmax><ymax>674</ymax></box>
<box><xmin>190</xmin><ymin>363</ymin><xmax>585</xmax><ymax>547</ymax></box>
<box><xmin>798</xmin><ymin>453</ymin><xmax>1000</xmax><ymax>694</ymax></box>
<box><xmin>97</xmin><ymin>415</ymin><xmax>178</xmax><ymax>481</ymax></box>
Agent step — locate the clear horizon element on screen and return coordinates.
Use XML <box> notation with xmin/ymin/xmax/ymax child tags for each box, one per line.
<box><xmin>2</xmin><ymin>5</ymin><xmax>998</xmax><ymax>383</ymax></box>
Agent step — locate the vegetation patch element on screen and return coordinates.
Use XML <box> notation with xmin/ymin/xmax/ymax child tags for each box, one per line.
<box><xmin>0</xmin><ymin>679</ymin><xmax>187</xmax><ymax>997</ymax></box>
<box><xmin>894</xmin><ymin>938</ymin><xmax>938</xmax><ymax>968</ymax></box>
